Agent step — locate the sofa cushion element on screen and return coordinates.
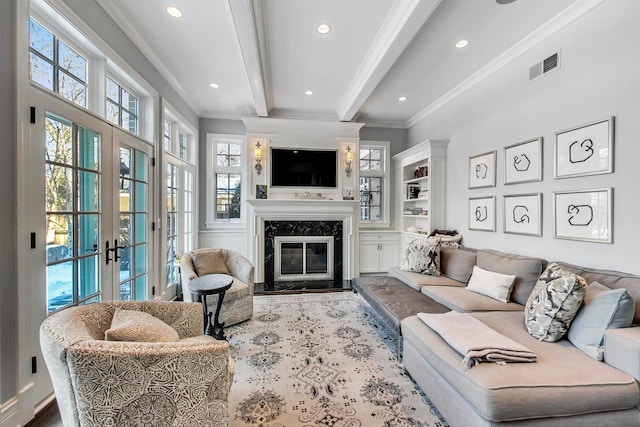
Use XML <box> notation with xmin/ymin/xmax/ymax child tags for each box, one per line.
<box><xmin>466</xmin><ymin>265</ymin><xmax>516</xmax><ymax>303</ymax></box>
<box><xmin>191</xmin><ymin>248</ymin><xmax>231</xmax><ymax>276</ymax></box>
<box><xmin>476</xmin><ymin>249</ymin><xmax>546</xmax><ymax>305</ymax></box>
<box><xmin>401</xmin><ymin>311</ymin><xmax>640</xmax><ymax>422</ymax></box>
<box><xmin>388</xmin><ymin>266</ymin><xmax>465</xmax><ymax>291</ymax></box>
<box><xmin>400</xmin><ymin>237</ymin><xmax>441</xmax><ymax>276</ymax></box>
<box><xmin>568</xmin><ymin>281</ymin><xmax>634</xmax><ymax>360</ymax></box>
<box><xmin>421</xmin><ymin>286</ymin><xmax>524</xmax><ymax>312</ymax></box>
<box><xmin>105</xmin><ymin>309</ymin><xmax>179</xmax><ymax>342</ymax></box>
<box><xmin>440</xmin><ymin>246</ymin><xmax>476</xmax><ymax>283</ymax></box>
<box><xmin>525</xmin><ymin>263</ymin><xmax>588</xmax><ymax>342</ymax></box>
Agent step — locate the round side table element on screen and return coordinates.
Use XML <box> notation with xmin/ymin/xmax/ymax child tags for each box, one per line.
<box><xmin>188</xmin><ymin>274</ymin><xmax>233</xmax><ymax>340</ymax></box>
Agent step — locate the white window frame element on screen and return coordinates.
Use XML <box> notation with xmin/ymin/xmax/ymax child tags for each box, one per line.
<box><xmin>359</xmin><ymin>140</ymin><xmax>391</xmax><ymax>228</ymax></box>
<box><xmin>206</xmin><ymin>133</ymin><xmax>247</xmax><ymax>228</ymax></box>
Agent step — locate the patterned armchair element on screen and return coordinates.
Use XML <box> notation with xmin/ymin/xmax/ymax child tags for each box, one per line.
<box><xmin>181</xmin><ymin>248</ymin><xmax>254</xmax><ymax>326</ymax></box>
<box><xmin>40</xmin><ymin>301</ymin><xmax>234</xmax><ymax>427</ymax></box>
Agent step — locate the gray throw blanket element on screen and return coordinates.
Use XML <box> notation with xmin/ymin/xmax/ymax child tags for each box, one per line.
<box><xmin>417</xmin><ymin>311</ymin><xmax>538</xmax><ymax>369</ymax></box>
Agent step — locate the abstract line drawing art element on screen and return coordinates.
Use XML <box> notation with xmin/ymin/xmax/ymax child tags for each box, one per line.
<box><xmin>504</xmin><ymin>138</ymin><xmax>542</xmax><ymax>185</ymax></box>
<box><xmin>469</xmin><ymin>151</ymin><xmax>496</xmax><ymax>189</ymax></box>
<box><xmin>553</xmin><ymin>188</ymin><xmax>612</xmax><ymax>243</ymax></box>
<box><xmin>504</xmin><ymin>194</ymin><xmax>541</xmax><ymax>236</ymax></box>
<box><xmin>469</xmin><ymin>196</ymin><xmax>495</xmax><ymax>231</ymax></box>
<box><xmin>555</xmin><ymin>117</ymin><xmax>614</xmax><ymax>179</ymax></box>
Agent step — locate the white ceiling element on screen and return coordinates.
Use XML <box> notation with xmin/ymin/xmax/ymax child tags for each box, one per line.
<box><xmin>98</xmin><ymin>0</ymin><xmax>588</xmax><ymax>128</ymax></box>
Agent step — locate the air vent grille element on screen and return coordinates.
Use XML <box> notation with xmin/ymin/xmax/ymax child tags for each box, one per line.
<box><xmin>543</xmin><ymin>53</ymin><xmax>558</xmax><ymax>73</ymax></box>
<box><xmin>529</xmin><ymin>52</ymin><xmax>560</xmax><ymax>82</ymax></box>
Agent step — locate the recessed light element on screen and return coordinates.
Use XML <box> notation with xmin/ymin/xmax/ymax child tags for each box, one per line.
<box><xmin>166</xmin><ymin>6</ymin><xmax>183</xmax><ymax>18</ymax></box>
<box><xmin>317</xmin><ymin>23</ymin><xmax>331</xmax><ymax>34</ymax></box>
<box><xmin>209</xmin><ymin>83</ymin><xmax>219</xmax><ymax>88</ymax></box>
<box><xmin>305</xmin><ymin>90</ymin><xmax>314</xmax><ymax>95</ymax></box>
<box><xmin>456</xmin><ymin>39</ymin><xmax>469</xmax><ymax>48</ymax></box>
<box><xmin>398</xmin><ymin>96</ymin><xmax>407</xmax><ymax>102</ymax></box>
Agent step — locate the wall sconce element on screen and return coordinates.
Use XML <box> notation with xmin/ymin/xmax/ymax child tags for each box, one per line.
<box><xmin>255</xmin><ymin>142</ymin><xmax>263</xmax><ymax>175</ymax></box>
<box><xmin>345</xmin><ymin>145</ymin><xmax>354</xmax><ymax>177</ymax></box>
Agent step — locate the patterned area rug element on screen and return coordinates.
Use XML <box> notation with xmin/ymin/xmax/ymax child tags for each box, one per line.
<box><xmin>226</xmin><ymin>292</ymin><xmax>448</xmax><ymax>426</ymax></box>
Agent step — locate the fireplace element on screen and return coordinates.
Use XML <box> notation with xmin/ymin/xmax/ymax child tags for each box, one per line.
<box><xmin>264</xmin><ymin>220</ymin><xmax>342</xmax><ymax>286</ymax></box>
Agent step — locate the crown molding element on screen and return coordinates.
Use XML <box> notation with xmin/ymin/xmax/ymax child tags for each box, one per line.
<box><xmin>405</xmin><ymin>0</ymin><xmax>606</xmax><ymax>128</ymax></box>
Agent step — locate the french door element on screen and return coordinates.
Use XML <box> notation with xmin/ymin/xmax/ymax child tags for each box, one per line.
<box><xmin>32</xmin><ymin>86</ymin><xmax>154</xmax><ymax>312</ymax></box>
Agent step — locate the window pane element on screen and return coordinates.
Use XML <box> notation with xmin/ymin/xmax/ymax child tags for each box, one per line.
<box><xmin>134</xmin><ymin>214</ymin><xmax>146</xmax><ymax>244</ymax></box>
<box><xmin>58</xmin><ymin>40</ymin><xmax>86</xmax><ymax>81</ymax></box>
<box><xmin>78</xmin><ymin>127</ymin><xmax>100</xmax><ymax>171</ymax></box>
<box><xmin>106</xmin><ymin>77</ymin><xmax>119</xmax><ymax>102</ymax></box>
<box><xmin>78</xmin><ymin>214</ymin><xmax>99</xmax><ymax>256</ymax></box>
<box><xmin>46</xmin><ymin>165</ymin><xmax>73</xmax><ymax>212</ymax></box>
<box><xmin>78</xmin><ymin>255</ymin><xmax>99</xmax><ymax>299</ymax></box>
<box><xmin>29</xmin><ymin>52</ymin><xmax>54</xmax><ymax>90</ymax></box>
<box><xmin>135</xmin><ymin>244</ymin><xmax>146</xmax><ymax>276</ymax></box>
<box><xmin>47</xmin><ymin>263</ymin><xmax>73</xmax><ymax>314</ymax></box>
<box><xmin>370</xmin><ymin>149</ymin><xmax>381</xmax><ymax>161</ymax></box>
<box><xmin>120</xmin><ymin>180</ymin><xmax>131</xmax><ymax>211</ymax></box>
<box><xmin>45</xmin><ymin>116</ymin><xmax>73</xmax><ymax>165</ymax></box>
<box><xmin>135</xmin><ymin>150</ymin><xmax>148</xmax><ymax>181</ymax></box>
<box><xmin>106</xmin><ymin>101</ymin><xmax>119</xmax><ymax>125</ymax></box>
<box><xmin>122</xmin><ymin>89</ymin><xmax>137</xmax><ymax>115</ymax></box>
<box><xmin>78</xmin><ymin>171</ymin><xmax>99</xmax><ymax>212</ymax></box>
<box><xmin>59</xmin><ymin>71</ymin><xmax>86</xmax><ymax>107</ymax></box>
<box><xmin>30</xmin><ymin>18</ymin><xmax>54</xmax><ymax>60</ymax></box>
<box><xmin>215</xmin><ymin>173</ymin><xmax>241</xmax><ymax>219</ymax></box>
<box><xmin>46</xmin><ymin>214</ymin><xmax>72</xmax><ymax>255</ymax></box>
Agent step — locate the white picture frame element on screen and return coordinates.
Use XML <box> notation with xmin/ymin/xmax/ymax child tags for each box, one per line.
<box><xmin>469</xmin><ymin>196</ymin><xmax>496</xmax><ymax>231</ymax></box>
<box><xmin>469</xmin><ymin>151</ymin><xmax>496</xmax><ymax>189</ymax></box>
<box><xmin>504</xmin><ymin>138</ymin><xmax>543</xmax><ymax>185</ymax></box>
<box><xmin>553</xmin><ymin>188</ymin><xmax>613</xmax><ymax>243</ymax></box>
<box><xmin>503</xmin><ymin>193</ymin><xmax>542</xmax><ymax>236</ymax></box>
<box><xmin>554</xmin><ymin>117</ymin><xmax>614</xmax><ymax>179</ymax></box>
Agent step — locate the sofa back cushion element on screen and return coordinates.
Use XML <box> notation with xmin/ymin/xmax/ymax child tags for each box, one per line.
<box><xmin>476</xmin><ymin>249</ymin><xmax>547</xmax><ymax>306</ymax></box>
<box><xmin>555</xmin><ymin>261</ymin><xmax>640</xmax><ymax>324</ymax></box>
<box><xmin>440</xmin><ymin>246</ymin><xmax>477</xmax><ymax>283</ymax></box>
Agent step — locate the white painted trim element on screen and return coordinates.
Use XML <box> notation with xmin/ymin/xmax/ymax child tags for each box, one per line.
<box><xmin>337</xmin><ymin>0</ymin><xmax>441</xmax><ymax>121</ymax></box>
<box><xmin>242</xmin><ymin>117</ymin><xmax>364</xmax><ymax>138</ymax></box>
<box><xmin>0</xmin><ymin>398</ymin><xmax>19</xmax><ymax>425</ymax></box>
<box><xmin>226</xmin><ymin>0</ymin><xmax>271</xmax><ymax>117</ymax></box>
<box><xmin>405</xmin><ymin>0</ymin><xmax>606</xmax><ymax>128</ymax></box>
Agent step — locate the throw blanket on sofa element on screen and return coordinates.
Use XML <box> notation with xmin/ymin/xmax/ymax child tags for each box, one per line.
<box><xmin>417</xmin><ymin>311</ymin><xmax>538</xmax><ymax>369</ymax></box>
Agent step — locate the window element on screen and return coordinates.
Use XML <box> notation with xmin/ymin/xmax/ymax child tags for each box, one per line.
<box><xmin>29</xmin><ymin>17</ymin><xmax>88</xmax><ymax>107</ymax></box>
<box><xmin>183</xmin><ymin>169</ymin><xmax>195</xmax><ymax>252</ymax></box>
<box><xmin>163</xmin><ymin>121</ymin><xmax>171</xmax><ymax>152</ymax></box>
<box><xmin>106</xmin><ymin>76</ymin><xmax>139</xmax><ymax>134</ymax></box>
<box><xmin>166</xmin><ymin>163</ymin><xmax>179</xmax><ymax>286</ymax></box>
<box><xmin>215</xmin><ymin>141</ymin><xmax>242</xmax><ymax>220</ymax></box>
<box><xmin>359</xmin><ymin>142</ymin><xmax>390</xmax><ymax>226</ymax></box>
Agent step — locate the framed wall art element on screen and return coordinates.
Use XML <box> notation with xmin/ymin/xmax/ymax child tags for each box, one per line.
<box><xmin>503</xmin><ymin>193</ymin><xmax>542</xmax><ymax>236</ymax></box>
<box><xmin>469</xmin><ymin>196</ymin><xmax>496</xmax><ymax>231</ymax></box>
<box><xmin>469</xmin><ymin>151</ymin><xmax>496</xmax><ymax>189</ymax></box>
<box><xmin>504</xmin><ymin>138</ymin><xmax>543</xmax><ymax>185</ymax></box>
<box><xmin>554</xmin><ymin>117</ymin><xmax>614</xmax><ymax>179</ymax></box>
<box><xmin>553</xmin><ymin>188</ymin><xmax>612</xmax><ymax>243</ymax></box>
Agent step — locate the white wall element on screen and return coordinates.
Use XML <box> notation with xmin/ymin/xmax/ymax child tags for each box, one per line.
<box><xmin>408</xmin><ymin>0</ymin><xmax>640</xmax><ymax>274</ymax></box>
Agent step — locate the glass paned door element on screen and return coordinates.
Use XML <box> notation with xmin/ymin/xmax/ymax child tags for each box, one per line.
<box><xmin>45</xmin><ymin>113</ymin><xmax>102</xmax><ymax>312</ymax></box>
<box><xmin>114</xmin><ymin>128</ymin><xmax>152</xmax><ymax>301</ymax></box>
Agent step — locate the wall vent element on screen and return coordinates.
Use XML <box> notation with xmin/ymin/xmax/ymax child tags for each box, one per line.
<box><xmin>529</xmin><ymin>52</ymin><xmax>560</xmax><ymax>82</ymax></box>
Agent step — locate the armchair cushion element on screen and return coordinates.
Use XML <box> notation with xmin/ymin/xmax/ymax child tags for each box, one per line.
<box><xmin>105</xmin><ymin>309</ymin><xmax>179</xmax><ymax>342</ymax></box>
<box><xmin>191</xmin><ymin>248</ymin><xmax>231</xmax><ymax>276</ymax></box>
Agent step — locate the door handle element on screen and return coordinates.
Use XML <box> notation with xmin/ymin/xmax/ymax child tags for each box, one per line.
<box><xmin>113</xmin><ymin>239</ymin><xmax>126</xmax><ymax>262</ymax></box>
<box><xmin>105</xmin><ymin>240</ymin><xmax>113</xmax><ymax>265</ymax></box>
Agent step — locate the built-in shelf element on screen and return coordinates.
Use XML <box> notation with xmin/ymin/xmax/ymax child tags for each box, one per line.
<box><xmin>403</xmin><ymin>197</ymin><xmax>428</xmax><ymax>202</ymax></box>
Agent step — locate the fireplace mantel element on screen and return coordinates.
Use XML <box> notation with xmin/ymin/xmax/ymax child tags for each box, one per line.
<box><xmin>247</xmin><ymin>198</ymin><xmax>359</xmax><ymax>283</ymax></box>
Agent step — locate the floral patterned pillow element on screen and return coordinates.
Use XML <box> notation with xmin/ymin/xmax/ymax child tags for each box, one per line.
<box><xmin>105</xmin><ymin>309</ymin><xmax>180</xmax><ymax>342</ymax></box>
<box><xmin>400</xmin><ymin>237</ymin><xmax>441</xmax><ymax>276</ymax></box>
<box><xmin>525</xmin><ymin>263</ymin><xmax>587</xmax><ymax>342</ymax></box>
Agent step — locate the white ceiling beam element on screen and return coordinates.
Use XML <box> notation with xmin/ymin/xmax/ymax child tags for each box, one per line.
<box><xmin>226</xmin><ymin>0</ymin><xmax>271</xmax><ymax>117</ymax></box>
<box><xmin>336</xmin><ymin>0</ymin><xmax>441</xmax><ymax>122</ymax></box>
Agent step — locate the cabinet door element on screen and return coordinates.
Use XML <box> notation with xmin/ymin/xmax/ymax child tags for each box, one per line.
<box><xmin>359</xmin><ymin>240</ymin><xmax>382</xmax><ymax>273</ymax></box>
<box><xmin>378</xmin><ymin>240</ymin><xmax>399</xmax><ymax>272</ymax></box>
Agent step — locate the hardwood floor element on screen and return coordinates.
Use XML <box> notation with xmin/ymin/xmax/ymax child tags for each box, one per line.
<box><xmin>25</xmin><ymin>401</ymin><xmax>62</xmax><ymax>427</ymax></box>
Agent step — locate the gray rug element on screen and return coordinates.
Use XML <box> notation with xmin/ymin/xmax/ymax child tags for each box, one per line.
<box><xmin>226</xmin><ymin>292</ymin><xmax>448</xmax><ymax>426</ymax></box>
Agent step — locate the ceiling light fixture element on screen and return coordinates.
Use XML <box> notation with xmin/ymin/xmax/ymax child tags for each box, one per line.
<box><xmin>317</xmin><ymin>23</ymin><xmax>331</xmax><ymax>34</ymax></box>
<box><xmin>305</xmin><ymin>90</ymin><xmax>314</xmax><ymax>95</ymax></box>
<box><xmin>166</xmin><ymin>6</ymin><xmax>183</xmax><ymax>18</ymax></box>
<box><xmin>456</xmin><ymin>39</ymin><xmax>469</xmax><ymax>48</ymax></box>
<box><xmin>398</xmin><ymin>96</ymin><xmax>407</xmax><ymax>102</ymax></box>
<box><xmin>209</xmin><ymin>83</ymin><xmax>219</xmax><ymax>88</ymax></box>
<box><xmin>496</xmin><ymin>0</ymin><xmax>518</xmax><ymax>4</ymax></box>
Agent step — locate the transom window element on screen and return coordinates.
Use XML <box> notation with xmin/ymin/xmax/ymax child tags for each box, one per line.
<box><xmin>29</xmin><ymin>17</ymin><xmax>88</xmax><ymax>107</ymax></box>
<box><xmin>106</xmin><ymin>76</ymin><xmax>139</xmax><ymax>134</ymax></box>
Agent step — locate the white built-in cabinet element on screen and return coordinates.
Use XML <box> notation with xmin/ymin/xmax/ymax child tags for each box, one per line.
<box><xmin>393</xmin><ymin>140</ymin><xmax>449</xmax><ymax>237</ymax></box>
<box><xmin>359</xmin><ymin>231</ymin><xmax>399</xmax><ymax>273</ymax></box>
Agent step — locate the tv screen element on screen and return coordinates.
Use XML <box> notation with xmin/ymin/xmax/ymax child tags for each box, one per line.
<box><xmin>271</xmin><ymin>148</ymin><xmax>337</xmax><ymax>187</ymax></box>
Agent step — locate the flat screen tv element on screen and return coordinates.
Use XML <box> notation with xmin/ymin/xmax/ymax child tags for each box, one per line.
<box><xmin>271</xmin><ymin>148</ymin><xmax>337</xmax><ymax>187</ymax></box>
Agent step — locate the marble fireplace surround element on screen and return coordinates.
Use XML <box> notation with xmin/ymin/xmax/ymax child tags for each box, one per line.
<box><xmin>247</xmin><ymin>199</ymin><xmax>359</xmax><ymax>283</ymax></box>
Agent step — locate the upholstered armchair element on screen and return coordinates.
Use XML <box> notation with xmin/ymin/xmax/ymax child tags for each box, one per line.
<box><xmin>181</xmin><ymin>248</ymin><xmax>254</xmax><ymax>326</ymax></box>
<box><xmin>40</xmin><ymin>301</ymin><xmax>234</xmax><ymax>427</ymax></box>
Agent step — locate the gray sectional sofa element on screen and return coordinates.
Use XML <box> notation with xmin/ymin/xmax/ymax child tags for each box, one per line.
<box><xmin>355</xmin><ymin>246</ymin><xmax>640</xmax><ymax>426</ymax></box>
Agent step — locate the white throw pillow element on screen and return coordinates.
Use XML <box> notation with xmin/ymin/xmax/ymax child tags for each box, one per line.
<box><xmin>466</xmin><ymin>265</ymin><xmax>516</xmax><ymax>303</ymax></box>
<box><xmin>105</xmin><ymin>309</ymin><xmax>179</xmax><ymax>342</ymax></box>
<box><xmin>568</xmin><ymin>282</ymin><xmax>634</xmax><ymax>360</ymax></box>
